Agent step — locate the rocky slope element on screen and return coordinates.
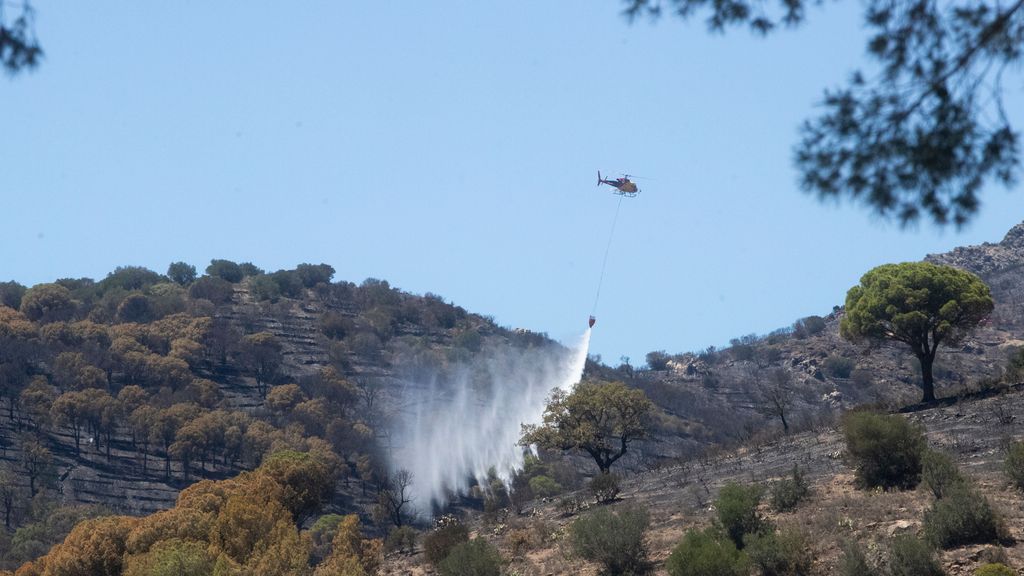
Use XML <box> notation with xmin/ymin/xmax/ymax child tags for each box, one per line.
<box><xmin>380</xmin><ymin>383</ymin><xmax>1024</xmax><ymax>576</ymax></box>
<box><xmin>609</xmin><ymin>221</ymin><xmax>1024</xmax><ymax>469</ymax></box>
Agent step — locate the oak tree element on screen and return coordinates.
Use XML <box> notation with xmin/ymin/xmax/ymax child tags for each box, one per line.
<box><xmin>521</xmin><ymin>381</ymin><xmax>654</xmax><ymax>474</ymax></box>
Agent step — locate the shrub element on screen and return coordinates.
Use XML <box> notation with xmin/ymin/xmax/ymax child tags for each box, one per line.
<box><xmin>744</xmin><ymin>527</ymin><xmax>812</xmax><ymax>576</ymax></box>
<box><xmin>205</xmin><ymin>259</ymin><xmax>243</xmax><ymax>283</ymax></box>
<box><xmin>320</xmin><ymin>311</ymin><xmax>352</xmax><ymax>340</ymax></box>
<box><xmin>507</xmin><ymin>528</ymin><xmax>534</xmax><ymax>555</ymax></box>
<box><xmin>888</xmin><ymin>535</ymin><xmax>944</xmax><ymax>576</ymax></box>
<box><xmin>437</xmin><ymin>538</ymin><xmax>502</xmax><ymax>576</ymax></box>
<box><xmin>188</xmin><ymin>276</ymin><xmax>234</xmax><ymax>304</ymax></box>
<box><xmin>792</xmin><ymin>316</ymin><xmax>826</xmax><ymax>339</ymax></box>
<box><xmin>838</xmin><ymin>540</ymin><xmax>879</xmax><ymax>576</ymax></box>
<box><xmin>249</xmin><ymin>274</ymin><xmax>282</xmax><ymax>302</ymax></box>
<box><xmin>528</xmin><ymin>475</ymin><xmax>563</xmax><ymax>498</ymax></box>
<box><xmin>976</xmin><ymin>564</ymin><xmax>1015</xmax><ymax>576</ymax></box>
<box><xmin>1006</xmin><ymin>347</ymin><xmax>1024</xmax><ymax>383</ymax></box>
<box><xmin>569</xmin><ymin>503</ymin><xmax>650</xmax><ymax>575</ymax></box>
<box><xmin>770</xmin><ymin>465</ymin><xmax>810</xmax><ymax>512</ymax></box>
<box><xmin>924</xmin><ymin>484</ymin><xmax>1005</xmax><ymax>549</ymax></box>
<box><xmin>558</xmin><ymin>495</ymin><xmax>585</xmax><ymax>517</ymax></box>
<box><xmin>665</xmin><ymin>527</ymin><xmax>749</xmax><ymax>576</ymax></box>
<box><xmin>842</xmin><ymin>412</ymin><xmax>926</xmax><ymax>489</ymax></box>
<box><xmin>715</xmin><ymin>482</ymin><xmax>766</xmax><ymax>549</ymax></box>
<box><xmin>423</xmin><ymin>516</ymin><xmax>469</xmax><ymax>566</ymax></box>
<box><xmin>1004</xmin><ymin>441</ymin><xmax>1024</xmax><ymax>489</ymax></box>
<box><xmin>921</xmin><ymin>449</ymin><xmax>964</xmax><ymax>499</ymax></box>
<box><xmin>385</xmin><ymin>525</ymin><xmax>417</xmax><ymax>554</ymax></box>
<box><xmin>823</xmin><ymin>355</ymin><xmax>856</xmax><ymax>379</ymax></box>
<box><xmin>646</xmin><ymin>350</ymin><xmax>671</xmax><ymax>370</ymax></box>
<box><xmin>588</xmin><ymin>473</ymin><xmax>621</xmax><ymax>503</ymax></box>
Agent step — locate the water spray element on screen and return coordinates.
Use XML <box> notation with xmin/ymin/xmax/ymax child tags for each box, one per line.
<box><xmin>391</xmin><ymin>330</ymin><xmax>591</xmax><ymax>512</ymax></box>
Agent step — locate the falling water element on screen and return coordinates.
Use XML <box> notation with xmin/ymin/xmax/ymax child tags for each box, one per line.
<box><xmin>390</xmin><ymin>328</ymin><xmax>592</xmax><ymax>512</ymax></box>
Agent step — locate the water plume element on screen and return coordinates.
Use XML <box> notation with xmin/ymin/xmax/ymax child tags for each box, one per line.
<box><xmin>390</xmin><ymin>329</ymin><xmax>591</xmax><ymax>512</ymax></box>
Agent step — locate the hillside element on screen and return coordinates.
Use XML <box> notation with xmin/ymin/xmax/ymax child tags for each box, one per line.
<box><xmin>0</xmin><ymin>263</ymin><xmax>561</xmax><ymax>569</ymax></box>
<box><xmin>378</xmin><ymin>382</ymin><xmax>1024</xmax><ymax>576</ymax></box>
<box><xmin>602</xmin><ymin>221</ymin><xmax>1024</xmax><ymax>469</ymax></box>
<box><xmin>2</xmin><ymin>222</ymin><xmax>1024</xmax><ymax>573</ymax></box>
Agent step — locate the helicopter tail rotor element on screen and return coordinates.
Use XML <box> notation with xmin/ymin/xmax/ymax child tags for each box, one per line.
<box><xmin>597</xmin><ymin>171</ymin><xmax>602</xmax><ymax>186</ymax></box>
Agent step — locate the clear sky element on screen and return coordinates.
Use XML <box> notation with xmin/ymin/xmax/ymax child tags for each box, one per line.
<box><xmin>3</xmin><ymin>2</ymin><xmax>1022</xmax><ymax>364</ymax></box>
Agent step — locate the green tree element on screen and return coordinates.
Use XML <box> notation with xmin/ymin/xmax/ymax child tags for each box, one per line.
<box><xmin>124</xmin><ymin>538</ymin><xmax>214</xmax><ymax>576</ymax></box>
<box><xmin>715</xmin><ymin>482</ymin><xmax>766</xmax><ymax>549</ymax></box>
<box><xmin>295</xmin><ymin>263</ymin><xmax>336</xmax><ymax>288</ymax></box>
<box><xmin>666</xmin><ymin>527</ymin><xmax>750</xmax><ymax>576</ymax></box>
<box><xmin>438</xmin><ymin>538</ymin><xmax>502</xmax><ymax>576</ymax></box>
<box><xmin>521</xmin><ymin>380</ymin><xmax>654</xmax><ymax>474</ymax></box>
<box><xmin>20</xmin><ymin>283</ymin><xmax>76</xmax><ymax>323</ymax></box>
<box><xmin>0</xmin><ymin>281</ymin><xmax>27</xmax><ymax>310</ymax></box>
<box><xmin>100</xmin><ymin>266</ymin><xmax>164</xmax><ymax>293</ymax></box>
<box><xmin>206</xmin><ymin>260</ymin><xmax>244</xmax><ymax>283</ymax></box>
<box><xmin>166</xmin><ymin>262</ymin><xmax>197</xmax><ymax>286</ymax></box>
<box><xmin>0</xmin><ymin>1</ymin><xmax>42</xmax><ymax>74</ymax></box>
<box><xmin>188</xmin><ymin>276</ymin><xmax>234</xmax><ymax>305</ymax></box>
<box><xmin>624</xmin><ymin>0</ymin><xmax>1023</xmax><ymax>227</ymax></box>
<box><xmin>841</xmin><ymin>262</ymin><xmax>993</xmax><ymax>402</ymax></box>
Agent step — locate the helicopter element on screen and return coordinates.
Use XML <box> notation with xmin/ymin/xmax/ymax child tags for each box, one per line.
<box><xmin>597</xmin><ymin>171</ymin><xmax>639</xmax><ymax>197</ymax></box>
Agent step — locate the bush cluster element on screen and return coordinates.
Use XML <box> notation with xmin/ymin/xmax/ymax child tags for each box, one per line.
<box><xmin>437</xmin><ymin>538</ymin><xmax>502</xmax><ymax>576</ymax></box>
<box><xmin>976</xmin><ymin>564</ymin><xmax>1015</xmax><ymax>576</ymax></box>
<box><xmin>888</xmin><ymin>535</ymin><xmax>945</xmax><ymax>576</ymax></box>
<box><xmin>823</xmin><ymin>355</ymin><xmax>856</xmax><ymax>378</ymax></box>
<box><xmin>837</xmin><ymin>541</ymin><xmax>879</xmax><ymax>576</ymax></box>
<box><xmin>744</xmin><ymin>527</ymin><xmax>812</xmax><ymax>576</ymax></box>
<box><xmin>792</xmin><ymin>315</ymin><xmax>827</xmax><ymax>339</ymax></box>
<box><xmin>921</xmin><ymin>449</ymin><xmax>964</xmax><ymax>499</ymax></box>
<box><xmin>842</xmin><ymin>412</ymin><xmax>925</xmax><ymax>489</ymax></box>
<box><xmin>558</xmin><ymin>495</ymin><xmax>586</xmax><ymax>517</ymax></box>
<box><xmin>1004</xmin><ymin>441</ymin><xmax>1024</xmax><ymax>489</ymax></box>
<box><xmin>923</xmin><ymin>484</ymin><xmax>1004</xmax><ymax>549</ymax></box>
<box><xmin>666</xmin><ymin>527</ymin><xmax>749</xmax><ymax>576</ymax></box>
<box><xmin>569</xmin><ymin>503</ymin><xmax>650</xmax><ymax>576</ymax></box>
<box><xmin>588</xmin><ymin>473</ymin><xmax>621</xmax><ymax>503</ymax></box>
<box><xmin>423</xmin><ymin>516</ymin><xmax>470</xmax><ymax>566</ymax></box>
<box><xmin>770</xmin><ymin>465</ymin><xmax>810</xmax><ymax>512</ymax></box>
<box><xmin>715</xmin><ymin>482</ymin><xmax>765</xmax><ymax>549</ymax></box>
<box><xmin>385</xmin><ymin>525</ymin><xmax>417</xmax><ymax>554</ymax></box>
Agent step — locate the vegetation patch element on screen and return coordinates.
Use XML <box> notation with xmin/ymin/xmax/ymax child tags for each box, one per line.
<box><xmin>665</xmin><ymin>527</ymin><xmax>749</xmax><ymax>576</ymax></box>
<box><xmin>842</xmin><ymin>411</ymin><xmax>925</xmax><ymax>489</ymax></box>
<box><xmin>569</xmin><ymin>503</ymin><xmax>650</xmax><ymax>576</ymax></box>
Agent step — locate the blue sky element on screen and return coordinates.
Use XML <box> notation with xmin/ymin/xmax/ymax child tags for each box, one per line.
<box><xmin>2</xmin><ymin>1</ymin><xmax>1022</xmax><ymax>364</ymax></box>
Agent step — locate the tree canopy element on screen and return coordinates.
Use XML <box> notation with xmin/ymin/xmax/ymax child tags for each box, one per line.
<box><xmin>0</xmin><ymin>1</ymin><xmax>41</xmax><ymax>75</ymax></box>
<box><xmin>841</xmin><ymin>261</ymin><xmax>993</xmax><ymax>402</ymax></box>
<box><xmin>623</xmin><ymin>0</ymin><xmax>1023</xmax><ymax>226</ymax></box>
<box><xmin>521</xmin><ymin>380</ymin><xmax>654</xmax><ymax>474</ymax></box>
